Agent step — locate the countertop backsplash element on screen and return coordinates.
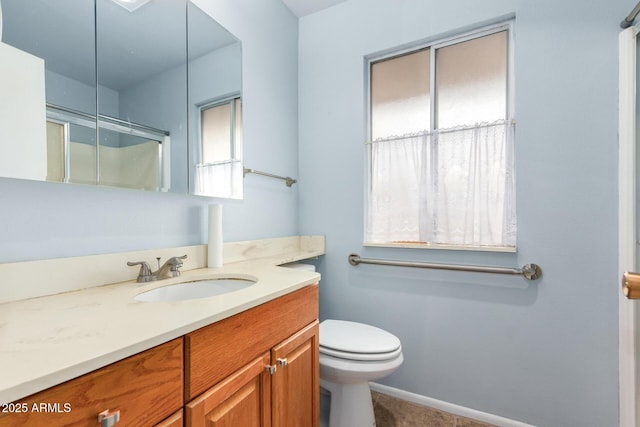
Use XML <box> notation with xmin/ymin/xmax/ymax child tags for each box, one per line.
<box><xmin>0</xmin><ymin>235</ymin><xmax>324</xmax><ymax>304</ymax></box>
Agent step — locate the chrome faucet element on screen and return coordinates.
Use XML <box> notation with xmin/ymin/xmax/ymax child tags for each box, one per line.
<box><xmin>127</xmin><ymin>255</ymin><xmax>187</xmax><ymax>283</ymax></box>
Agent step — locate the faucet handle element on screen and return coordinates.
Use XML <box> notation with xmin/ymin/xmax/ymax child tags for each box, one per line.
<box><xmin>126</xmin><ymin>261</ymin><xmax>155</xmax><ymax>283</ymax></box>
<box><xmin>166</xmin><ymin>255</ymin><xmax>188</xmax><ymax>272</ymax></box>
<box><xmin>168</xmin><ymin>254</ymin><xmax>187</xmax><ymax>264</ymax></box>
<box><xmin>153</xmin><ymin>255</ymin><xmax>188</xmax><ymax>280</ymax></box>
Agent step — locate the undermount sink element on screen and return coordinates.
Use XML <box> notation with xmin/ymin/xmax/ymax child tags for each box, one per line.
<box><xmin>134</xmin><ymin>277</ymin><xmax>257</xmax><ymax>302</ymax></box>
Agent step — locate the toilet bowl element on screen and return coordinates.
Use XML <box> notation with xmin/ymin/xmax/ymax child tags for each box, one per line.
<box><xmin>320</xmin><ymin>319</ymin><xmax>403</xmax><ymax>427</ymax></box>
<box><xmin>279</xmin><ymin>263</ymin><xmax>403</xmax><ymax>427</ymax></box>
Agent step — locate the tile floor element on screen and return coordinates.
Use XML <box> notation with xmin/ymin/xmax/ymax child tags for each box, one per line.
<box><xmin>372</xmin><ymin>391</ymin><xmax>496</xmax><ymax>427</ymax></box>
<box><xmin>320</xmin><ymin>389</ymin><xmax>496</xmax><ymax>427</ymax></box>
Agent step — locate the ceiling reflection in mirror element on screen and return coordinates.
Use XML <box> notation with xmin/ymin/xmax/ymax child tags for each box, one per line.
<box><xmin>0</xmin><ymin>0</ymin><xmax>242</xmax><ymax>197</ymax></box>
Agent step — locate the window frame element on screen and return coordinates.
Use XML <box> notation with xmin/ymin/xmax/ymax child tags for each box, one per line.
<box><xmin>364</xmin><ymin>20</ymin><xmax>516</xmax><ymax>253</ymax></box>
<box><xmin>198</xmin><ymin>94</ymin><xmax>242</xmax><ymax>165</ymax></box>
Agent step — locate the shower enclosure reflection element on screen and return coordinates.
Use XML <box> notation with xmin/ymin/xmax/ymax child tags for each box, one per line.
<box><xmin>46</xmin><ymin>104</ymin><xmax>167</xmax><ymax>190</ymax></box>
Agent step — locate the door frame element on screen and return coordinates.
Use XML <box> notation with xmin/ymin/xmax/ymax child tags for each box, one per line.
<box><xmin>619</xmin><ymin>25</ymin><xmax>639</xmax><ymax>427</ymax></box>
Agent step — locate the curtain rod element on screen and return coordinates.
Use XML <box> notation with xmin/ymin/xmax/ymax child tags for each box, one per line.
<box><xmin>621</xmin><ymin>1</ymin><xmax>640</xmax><ymax>28</ymax></box>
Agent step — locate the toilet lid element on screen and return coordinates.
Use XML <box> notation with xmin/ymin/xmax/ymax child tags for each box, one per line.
<box><xmin>320</xmin><ymin>344</ymin><xmax>403</xmax><ymax>361</ymax></box>
<box><xmin>320</xmin><ymin>320</ymin><xmax>401</xmax><ymax>355</ymax></box>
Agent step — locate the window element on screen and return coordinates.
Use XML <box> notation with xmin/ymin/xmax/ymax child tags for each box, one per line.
<box><xmin>200</xmin><ymin>96</ymin><xmax>243</xmax><ymax>164</ymax></box>
<box><xmin>366</xmin><ymin>22</ymin><xmax>515</xmax><ymax>250</ymax></box>
<box><xmin>194</xmin><ymin>96</ymin><xmax>243</xmax><ymax>198</ymax></box>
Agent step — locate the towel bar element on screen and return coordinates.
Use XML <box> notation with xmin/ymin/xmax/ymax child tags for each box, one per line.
<box><xmin>348</xmin><ymin>254</ymin><xmax>542</xmax><ymax>280</ymax></box>
<box><xmin>243</xmin><ymin>168</ymin><xmax>297</xmax><ymax>187</ymax></box>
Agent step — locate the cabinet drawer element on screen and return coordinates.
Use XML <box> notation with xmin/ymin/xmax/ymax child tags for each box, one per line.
<box><xmin>185</xmin><ymin>284</ymin><xmax>319</xmax><ymax>400</ymax></box>
<box><xmin>0</xmin><ymin>338</ymin><xmax>183</xmax><ymax>427</ymax></box>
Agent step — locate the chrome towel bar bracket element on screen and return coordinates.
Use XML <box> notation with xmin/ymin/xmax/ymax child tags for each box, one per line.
<box><xmin>348</xmin><ymin>254</ymin><xmax>542</xmax><ymax>280</ymax></box>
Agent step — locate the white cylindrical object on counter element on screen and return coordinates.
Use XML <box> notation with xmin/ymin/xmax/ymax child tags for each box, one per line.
<box><xmin>208</xmin><ymin>204</ymin><xmax>223</xmax><ymax>268</ymax></box>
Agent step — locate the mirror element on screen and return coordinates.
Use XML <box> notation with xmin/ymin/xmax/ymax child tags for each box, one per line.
<box><xmin>188</xmin><ymin>1</ymin><xmax>243</xmax><ymax>199</ymax></box>
<box><xmin>96</xmin><ymin>0</ymin><xmax>187</xmax><ymax>192</ymax></box>
<box><xmin>0</xmin><ymin>0</ymin><xmax>96</xmax><ymax>183</ymax></box>
<box><xmin>0</xmin><ymin>0</ymin><xmax>242</xmax><ymax>197</ymax></box>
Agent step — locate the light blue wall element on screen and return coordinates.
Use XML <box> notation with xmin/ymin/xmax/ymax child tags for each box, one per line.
<box><xmin>2</xmin><ymin>0</ymin><xmax>632</xmax><ymax>424</ymax></box>
<box><xmin>298</xmin><ymin>0</ymin><xmax>629</xmax><ymax>425</ymax></box>
<box><xmin>0</xmin><ymin>0</ymin><xmax>299</xmax><ymax>263</ymax></box>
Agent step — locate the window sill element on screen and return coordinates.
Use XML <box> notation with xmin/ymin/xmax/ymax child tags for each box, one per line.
<box><xmin>363</xmin><ymin>241</ymin><xmax>517</xmax><ymax>253</ymax></box>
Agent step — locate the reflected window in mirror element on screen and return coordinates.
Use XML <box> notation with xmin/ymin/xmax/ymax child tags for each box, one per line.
<box><xmin>194</xmin><ymin>96</ymin><xmax>243</xmax><ymax>199</ymax></box>
<box><xmin>188</xmin><ymin>0</ymin><xmax>243</xmax><ymax>200</ymax></box>
<box><xmin>201</xmin><ymin>96</ymin><xmax>243</xmax><ymax>164</ymax></box>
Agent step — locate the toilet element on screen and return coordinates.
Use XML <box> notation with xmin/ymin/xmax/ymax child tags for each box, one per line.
<box><xmin>319</xmin><ymin>319</ymin><xmax>403</xmax><ymax>427</ymax></box>
<box><xmin>280</xmin><ymin>262</ymin><xmax>403</xmax><ymax>427</ymax></box>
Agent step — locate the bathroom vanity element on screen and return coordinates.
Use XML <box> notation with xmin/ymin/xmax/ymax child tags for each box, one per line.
<box><xmin>186</xmin><ymin>285</ymin><xmax>318</xmax><ymax>427</ymax></box>
<box><xmin>0</xmin><ymin>236</ymin><xmax>323</xmax><ymax>426</ymax></box>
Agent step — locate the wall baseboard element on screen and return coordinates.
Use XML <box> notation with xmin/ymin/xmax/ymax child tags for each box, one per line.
<box><xmin>369</xmin><ymin>382</ymin><xmax>535</xmax><ymax>427</ymax></box>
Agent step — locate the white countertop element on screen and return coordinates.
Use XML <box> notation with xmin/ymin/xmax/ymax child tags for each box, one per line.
<box><xmin>0</xmin><ymin>253</ymin><xmax>321</xmax><ymax>404</ymax></box>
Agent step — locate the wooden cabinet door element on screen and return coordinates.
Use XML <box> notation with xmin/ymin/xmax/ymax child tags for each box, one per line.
<box><xmin>185</xmin><ymin>284</ymin><xmax>318</xmax><ymax>400</ymax></box>
<box><xmin>155</xmin><ymin>409</ymin><xmax>183</xmax><ymax>427</ymax></box>
<box><xmin>185</xmin><ymin>353</ymin><xmax>271</xmax><ymax>427</ymax></box>
<box><xmin>271</xmin><ymin>321</ymin><xmax>319</xmax><ymax>427</ymax></box>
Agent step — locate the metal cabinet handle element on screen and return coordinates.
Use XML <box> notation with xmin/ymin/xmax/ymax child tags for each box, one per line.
<box><xmin>277</xmin><ymin>358</ymin><xmax>288</xmax><ymax>367</ymax></box>
<box><xmin>265</xmin><ymin>365</ymin><xmax>277</xmax><ymax>375</ymax></box>
<box><xmin>98</xmin><ymin>410</ymin><xmax>120</xmax><ymax>427</ymax></box>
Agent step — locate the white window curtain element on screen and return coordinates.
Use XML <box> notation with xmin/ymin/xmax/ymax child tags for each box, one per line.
<box><xmin>194</xmin><ymin>159</ymin><xmax>243</xmax><ymax>199</ymax></box>
<box><xmin>366</xmin><ymin>119</ymin><xmax>516</xmax><ymax>247</ymax></box>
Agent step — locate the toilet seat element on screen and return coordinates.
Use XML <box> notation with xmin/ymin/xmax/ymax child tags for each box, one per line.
<box><xmin>320</xmin><ymin>344</ymin><xmax>402</xmax><ymax>361</ymax></box>
<box><xmin>320</xmin><ymin>320</ymin><xmax>401</xmax><ymax>361</ymax></box>
<box><xmin>318</xmin><ymin>319</ymin><xmax>404</xmax><ymax>427</ymax></box>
